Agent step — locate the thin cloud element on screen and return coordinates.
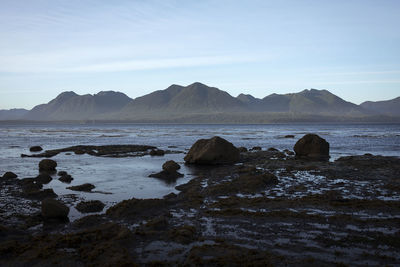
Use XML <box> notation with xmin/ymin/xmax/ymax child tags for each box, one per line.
<box><xmin>0</xmin><ymin>54</ymin><xmax>264</xmax><ymax>73</ymax></box>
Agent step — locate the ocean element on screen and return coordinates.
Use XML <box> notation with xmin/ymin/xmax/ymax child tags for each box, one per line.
<box><xmin>1</xmin><ymin>123</ymin><xmax>399</xmax><ymax>219</ymax></box>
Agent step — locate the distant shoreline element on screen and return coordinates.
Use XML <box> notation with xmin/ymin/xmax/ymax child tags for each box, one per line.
<box><xmin>1</xmin><ymin>119</ymin><xmax>400</xmax><ymax>125</ymax></box>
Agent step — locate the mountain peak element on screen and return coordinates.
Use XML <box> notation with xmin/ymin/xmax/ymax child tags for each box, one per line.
<box><xmin>56</xmin><ymin>91</ymin><xmax>78</xmax><ymax>98</ymax></box>
<box><xmin>187</xmin><ymin>82</ymin><xmax>209</xmax><ymax>88</ymax></box>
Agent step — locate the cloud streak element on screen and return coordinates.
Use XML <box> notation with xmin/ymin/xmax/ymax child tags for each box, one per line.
<box><xmin>0</xmin><ymin>53</ymin><xmax>264</xmax><ymax>73</ymax></box>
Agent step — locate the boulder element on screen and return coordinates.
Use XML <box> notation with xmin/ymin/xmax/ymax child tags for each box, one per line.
<box><xmin>67</xmin><ymin>183</ymin><xmax>95</xmax><ymax>192</ymax></box>
<box><xmin>30</xmin><ymin>146</ymin><xmax>43</xmax><ymax>152</ymax></box>
<box><xmin>41</xmin><ymin>198</ymin><xmax>69</xmax><ymax>219</ymax></box>
<box><xmin>76</xmin><ymin>200</ymin><xmax>105</xmax><ymax>213</ymax></box>
<box><xmin>59</xmin><ymin>174</ymin><xmax>73</xmax><ymax>183</ymax></box>
<box><xmin>250</xmin><ymin>146</ymin><xmax>262</xmax><ymax>151</ymax></box>
<box><xmin>162</xmin><ymin>160</ymin><xmax>181</xmax><ymax>173</ymax></box>
<box><xmin>294</xmin><ymin>134</ymin><xmax>330</xmax><ymax>160</ymax></box>
<box><xmin>2</xmin><ymin>172</ymin><xmax>17</xmax><ymax>179</ymax></box>
<box><xmin>39</xmin><ymin>159</ymin><xmax>57</xmax><ymax>172</ymax></box>
<box><xmin>149</xmin><ymin>160</ymin><xmax>183</xmax><ymax>182</ymax></box>
<box><xmin>184</xmin><ymin>136</ymin><xmax>239</xmax><ymax>165</ymax></box>
<box><xmin>36</xmin><ymin>173</ymin><xmax>52</xmax><ymax>184</ymax></box>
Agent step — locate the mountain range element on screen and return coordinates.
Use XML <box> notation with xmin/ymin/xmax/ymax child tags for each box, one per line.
<box><xmin>1</xmin><ymin>82</ymin><xmax>399</xmax><ymax>123</ymax></box>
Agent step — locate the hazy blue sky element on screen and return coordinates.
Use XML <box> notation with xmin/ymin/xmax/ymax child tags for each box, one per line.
<box><xmin>0</xmin><ymin>0</ymin><xmax>399</xmax><ymax>109</ymax></box>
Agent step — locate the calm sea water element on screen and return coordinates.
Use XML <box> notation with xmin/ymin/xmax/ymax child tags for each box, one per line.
<box><xmin>0</xmin><ymin>123</ymin><xmax>399</xmax><ymax>218</ymax></box>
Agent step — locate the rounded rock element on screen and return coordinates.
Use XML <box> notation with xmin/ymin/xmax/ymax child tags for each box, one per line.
<box><xmin>184</xmin><ymin>136</ymin><xmax>239</xmax><ymax>165</ymax></box>
<box><xmin>30</xmin><ymin>146</ymin><xmax>43</xmax><ymax>152</ymax></box>
<box><xmin>39</xmin><ymin>159</ymin><xmax>57</xmax><ymax>172</ymax></box>
<box><xmin>294</xmin><ymin>134</ymin><xmax>330</xmax><ymax>160</ymax></box>
<box><xmin>36</xmin><ymin>173</ymin><xmax>52</xmax><ymax>184</ymax></box>
<box><xmin>41</xmin><ymin>198</ymin><xmax>69</xmax><ymax>219</ymax></box>
<box><xmin>2</xmin><ymin>172</ymin><xmax>17</xmax><ymax>179</ymax></box>
<box><xmin>162</xmin><ymin>160</ymin><xmax>181</xmax><ymax>173</ymax></box>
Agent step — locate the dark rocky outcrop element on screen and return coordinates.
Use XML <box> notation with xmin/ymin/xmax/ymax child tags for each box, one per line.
<box><xmin>168</xmin><ymin>225</ymin><xmax>198</xmax><ymax>244</ymax></box>
<box><xmin>251</xmin><ymin>146</ymin><xmax>262</xmax><ymax>151</ymax></box>
<box><xmin>39</xmin><ymin>159</ymin><xmax>57</xmax><ymax>172</ymax></box>
<box><xmin>207</xmin><ymin>170</ymin><xmax>278</xmax><ymax>195</ymax></box>
<box><xmin>22</xmin><ymin>145</ymin><xmax>157</xmax><ymax>158</ymax></box>
<box><xmin>35</xmin><ymin>173</ymin><xmax>52</xmax><ymax>184</ymax></box>
<box><xmin>294</xmin><ymin>134</ymin><xmax>330</xmax><ymax>160</ymax></box>
<box><xmin>29</xmin><ymin>146</ymin><xmax>43</xmax><ymax>152</ymax></box>
<box><xmin>106</xmin><ymin>198</ymin><xmax>168</xmax><ymax>221</ymax></box>
<box><xmin>21</xmin><ymin>178</ymin><xmax>58</xmax><ymax>199</ymax></box>
<box><xmin>284</xmin><ymin>135</ymin><xmax>295</xmax><ymax>138</ymax></box>
<box><xmin>149</xmin><ymin>149</ymin><xmax>165</xmax><ymax>156</ymax></box>
<box><xmin>2</xmin><ymin>172</ymin><xmax>17</xmax><ymax>179</ymax></box>
<box><xmin>41</xmin><ymin>198</ymin><xmax>69</xmax><ymax>219</ymax></box>
<box><xmin>76</xmin><ymin>200</ymin><xmax>105</xmax><ymax>213</ymax></box>
<box><xmin>67</xmin><ymin>183</ymin><xmax>95</xmax><ymax>192</ymax></box>
<box><xmin>184</xmin><ymin>136</ymin><xmax>239</xmax><ymax>165</ymax></box>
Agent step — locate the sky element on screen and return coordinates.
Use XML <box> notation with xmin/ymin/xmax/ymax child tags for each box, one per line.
<box><xmin>0</xmin><ymin>0</ymin><xmax>399</xmax><ymax>109</ymax></box>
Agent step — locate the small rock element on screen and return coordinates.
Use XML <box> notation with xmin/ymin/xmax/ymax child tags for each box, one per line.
<box><xmin>36</xmin><ymin>173</ymin><xmax>52</xmax><ymax>184</ymax></box>
<box><xmin>150</xmin><ymin>149</ymin><xmax>165</xmax><ymax>156</ymax></box>
<box><xmin>41</xmin><ymin>198</ymin><xmax>69</xmax><ymax>219</ymax></box>
<box><xmin>162</xmin><ymin>160</ymin><xmax>180</xmax><ymax>173</ymax></box>
<box><xmin>184</xmin><ymin>136</ymin><xmax>240</xmax><ymax>165</ymax></box>
<box><xmin>39</xmin><ymin>159</ymin><xmax>57</xmax><ymax>172</ymax></box>
<box><xmin>2</xmin><ymin>172</ymin><xmax>17</xmax><ymax>179</ymax></box>
<box><xmin>250</xmin><ymin>146</ymin><xmax>262</xmax><ymax>151</ymax></box>
<box><xmin>59</xmin><ymin>174</ymin><xmax>73</xmax><ymax>183</ymax></box>
<box><xmin>284</xmin><ymin>135</ymin><xmax>295</xmax><ymax>138</ymax></box>
<box><xmin>268</xmin><ymin>147</ymin><xmax>279</xmax><ymax>152</ymax></box>
<box><xmin>294</xmin><ymin>134</ymin><xmax>330</xmax><ymax>160</ymax></box>
<box><xmin>58</xmin><ymin>171</ymin><xmax>68</xmax><ymax>176</ymax></box>
<box><xmin>30</xmin><ymin>146</ymin><xmax>43</xmax><ymax>152</ymax></box>
<box><xmin>76</xmin><ymin>200</ymin><xmax>105</xmax><ymax>213</ymax></box>
<box><xmin>67</xmin><ymin>183</ymin><xmax>95</xmax><ymax>192</ymax></box>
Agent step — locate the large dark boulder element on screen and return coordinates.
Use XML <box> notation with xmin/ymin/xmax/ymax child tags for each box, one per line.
<box><xmin>39</xmin><ymin>159</ymin><xmax>57</xmax><ymax>172</ymax></box>
<box><xmin>41</xmin><ymin>198</ymin><xmax>69</xmax><ymax>219</ymax></box>
<box><xmin>184</xmin><ymin>136</ymin><xmax>239</xmax><ymax>165</ymax></box>
<box><xmin>294</xmin><ymin>134</ymin><xmax>330</xmax><ymax>160</ymax></box>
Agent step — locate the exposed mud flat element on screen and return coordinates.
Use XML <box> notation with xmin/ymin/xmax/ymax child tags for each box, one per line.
<box><xmin>1</xmin><ymin>148</ymin><xmax>400</xmax><ymax>266</ymax></box>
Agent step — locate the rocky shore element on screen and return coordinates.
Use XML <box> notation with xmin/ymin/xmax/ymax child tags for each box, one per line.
<box><xmin>1</xmin><ymin>135</ymin><xmax>399</xmax><ymax>266</ymax></box>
